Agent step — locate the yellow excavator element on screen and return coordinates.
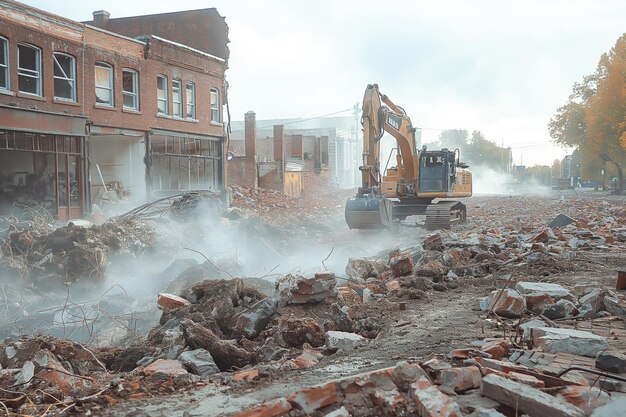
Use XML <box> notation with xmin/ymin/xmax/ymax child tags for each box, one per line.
<box><xmin>345</xmin><ymin>84</ymin><xmax>472</xmax><ymax>230</ymax></box>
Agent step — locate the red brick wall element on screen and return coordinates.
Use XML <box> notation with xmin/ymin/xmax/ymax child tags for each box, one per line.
<box><xmin>258</xmin><ymin>162</ymin><xmax>281</xmax><ymax>191</ymax></box>
<box><xmin>85</xmin><ymin>8</ymin><xmax>229</xmax><ymax>62</ymax></box>
<box><xmin>0</xmin><ymin>8</ymin><xmax>226</xmax><ymax>139</ymax></box>
<box><xmin>227</xmin><ymin>158</ymin><xmax>257</xmax><ymax>189</ymax></box>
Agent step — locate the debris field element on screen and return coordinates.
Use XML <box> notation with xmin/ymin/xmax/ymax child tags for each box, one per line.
<box><xmin>0</xmin><ymin>190</ymin><xmax>625</xmax><ymax>417</ymax></box>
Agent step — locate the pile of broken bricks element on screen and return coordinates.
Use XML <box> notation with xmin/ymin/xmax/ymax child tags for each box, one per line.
<box><xmin>230</xmin><ymin>356</ymin><xmax>625</xmax><ymax>417</ymax></box>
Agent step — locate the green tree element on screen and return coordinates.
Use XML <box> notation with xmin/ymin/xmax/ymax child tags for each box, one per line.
<box><xmin>437</xmin><ymin>129</ymin><xmax>468</xmax><ymax>150</ymax></box>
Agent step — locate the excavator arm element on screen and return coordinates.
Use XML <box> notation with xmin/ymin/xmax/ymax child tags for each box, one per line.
<box><xmin>359</xmin><ymin>84</ymin><xmax>418</xmax><ymax>195</ymax></box>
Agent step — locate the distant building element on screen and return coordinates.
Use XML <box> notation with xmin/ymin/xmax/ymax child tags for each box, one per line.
<box><xmin>229</xmin><ymin>115</ymin><xmax>361</xmax><ymax>190</ymax></box>
<box><xmin>0</xmin><ymin>1</ymin><xmax>228</xmax><ymax>220</ymax></box>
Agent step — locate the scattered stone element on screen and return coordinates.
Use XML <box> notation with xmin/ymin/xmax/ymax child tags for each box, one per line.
<box><xmin>543</xmin><ymin>299</ymin><xmax>578</xmax><ymax>319</ymax></box>
<box><xmin>181</xmin><ymin>319</ymin><xmax>257</xmax><ymax>371</ymax></box>
<box><xmin>480</xmin><ymin>374</ymin><xmax>585</xmax><ymax>417</ymax></box>
<box><xmin>330</xmin><ymin>303</ymin><xmax>354</xmax><ymax>332</ymax></box>
<box><xmin>231</xmin><ymin>298</ymin><xmax>277</xmax><ymax>339</ymax></box>
<box><xmin>276</xmin><ymin>272</ymin><xmax>337</xmax><ymax>306</ymax></box>
<box><xmin>232</xmin><ymin>369</ymin><xmax>259</xmax><ymax>382</ymax></box>
<box><xmin>548</xmin><ymin>214</ymin><xmax>577</xmax><ymax>228</ymax></box>
<box><xmin>325</xmin><ymin>331</ymin><xmax>368</xmax><ymax>351</ymax></box>
<box><xmin>531</xmin><ymin>327</ymin><xmax>608</xmax><ymax>357</ymax></box>
<box><xmin>603</xmin><ymin>296</ymin><xmax>626</xmax><ymax>317</ymax></box>
<box><xmin>230</xmin><ymin>398</ymin><xmax>292</xmax><ymax>417</ymax></box>
<box><xmin>346</xmin><ymin>258</ymin><xmax>388</xmax><ymax>279</ymax></box>
<box><xmin>157</xmin><ymin>293</ymin><xmax>191</xmax><ymax>311</ymax></box>
<box><xmin>178</xmin><ymin>349</ymin><xmax>219</xmax><ymax>377</ymax></box>
<box><xmin>390</xmin><ymin>252</ymin><xmax>414</xmax><ymax>277</ymax></box>
<box><xmin>595</xmin><ymin>352</ymin><xmax>626</xmax><ymax>374</ymax></box>
<box><xmin>143</xmin><ymin>359</ymin><xmax>188</xmax><ymax>376</ymax></box>
<box><xmin>487</xmin><ymin>289</ymin><xmax>525</xmax><ymax>318</ymax></box>
<box><xmin>324</xmin><ymin>406</ymin><xmax>350</xmax><ymax>417</ymax></box>
<box><xmin>515</xmin><ymin>282</ymin><xmax>572</xmax><ymax>300</ymax></box>
<box><xmin>281</xmin><ymin>318</ymin><xmax>326</xmax><ymax>348</ymax></box>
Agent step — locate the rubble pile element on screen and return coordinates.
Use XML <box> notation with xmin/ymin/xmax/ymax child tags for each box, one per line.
<box><xmin>231</xmin><ymin>355</ymin><xmax>626</xmax><ymax>417</ymax></box>
<box><xmin>0</xmin><ymin>218</ymin><xmax>156</xmax><ymax>284</ymax></box>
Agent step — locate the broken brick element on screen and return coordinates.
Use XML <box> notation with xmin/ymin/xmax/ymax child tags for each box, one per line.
<box><xmin>480</xmin><ymin>340</ymin><xmax>511</xmax><ymax>360</ymax></box>
<box><xmin>288</xmin><ymin>381</ymin><xmax>338</xmax><ymax>413</ymax></box>
<box><xmin>481</xmin><ymin>374</ymin><xmax>585</xmax><ymax>417</ymax></box>
<box><xmin>157</xmin><ymin>293</ymin><xmax>191</xmax><ymax>311</ymax></box>
<box><xmin>409</xmin><ymin>382</ymin><xmax>463</xmax><ymax>417</ymax></box>
<box><xmin>232</xmin><ymin>369</ymin><xmax>259</xmax><ymax>382</ymax></box>
<box><xmin>390</xmin><ymin>253</ymin><xmax>414</xmax><ymax>277</ymax></box>
<box><xmin>437</xmin><ymin>366</ymin><xmax>482</xmax><ymax>393</ymax></box>
<box><xmin>525</xmin><ymin>293</ymin><xmax>554</xmax><ymax>315</ymax></box>
<box><xmin>556</xmin><ymin>385</ymin><xmax>610</xmax><ymax>416</ymax></box>
<box><xmin>487</xmin><ymin>289</ymin><xmax>525</xmax><ymax>318</ymax></box>
<box><xmin>231</xmin><ymin>398</ymin><xmax>292</xmax><ymax>417</ymax></box>
<box><xmin>143</xmin><ymin>359</ymin><xmax>188</xmax><ymax>376</ymax></box>
<box><xmin>508</xmin><ymin>371</ymin><xmax>545</xmax><ymax>388</ymax></box>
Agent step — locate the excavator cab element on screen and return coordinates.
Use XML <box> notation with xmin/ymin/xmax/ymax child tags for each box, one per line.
<box><xmin>418</xmin><ymin>149</ymin><xmax>457</xmax><ymax>193</ymax></box>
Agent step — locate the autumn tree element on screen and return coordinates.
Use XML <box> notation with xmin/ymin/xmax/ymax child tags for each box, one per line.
<box><xmin>549</xmin><ymin>33</ymin><xmax>626</xmax><ymax>188</ymax></box>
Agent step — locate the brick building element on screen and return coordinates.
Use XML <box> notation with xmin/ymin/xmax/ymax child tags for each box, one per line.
<box><xmin>0</xmin><ymin>0</ymin><xmax>228</xmax><ymax>221</ymax></box>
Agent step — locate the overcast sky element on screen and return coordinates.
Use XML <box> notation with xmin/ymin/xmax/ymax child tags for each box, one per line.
<box><xmin>21</xmin><ymin>0</ymin><xmax>626</xmax><ymax>165</ymax></box>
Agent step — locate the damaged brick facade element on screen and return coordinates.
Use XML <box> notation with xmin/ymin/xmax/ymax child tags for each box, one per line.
<box><xmin>0</xmin><ymin>0</ymin><xmax>229</xmax><ymax>220</ymax></box>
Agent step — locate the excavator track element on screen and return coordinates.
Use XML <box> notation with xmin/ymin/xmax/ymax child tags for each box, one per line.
<box><xmin>425</xmin><ymin>201</ymin><xmax>467</xmax><ymax>230</ymax></box>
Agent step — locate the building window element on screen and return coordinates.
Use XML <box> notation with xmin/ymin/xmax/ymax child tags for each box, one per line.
<box><xmin>186</xmin><ymin>82</ymin><xmax>195</xmax><ymax>119</ymax></box>
<box><xmin>157</xmin><ymin>75</ymin><xmax>168</xmax><ymax>115</ymax></box>
<box><xmin>172</xmin><ymin>79</ymin><xmax>182</xmax><ymax>117</ymax></box>
<box><xmin>122</xmin><ymin>69</ymin><xmax>139</xmax><ymax>110</ymax></box>
<box><xmin>18</xmin><ymin>44</ymin><xmax>41</xmax><ymax>95</ymax></box>
<box><xmin>53</xmin><ymin>53</ymin><xmax>76</xmax><ymax>101</ymax></box>
<box><xmin>0</xmin><ymin>36</ymin><xmax>8</xmax><ymax>90</ymax></box>
<box><xmin>95</xmin><ymin>62</ymin><xmax>114</xmax><ymax>106</ymax></box>
<box><xmin>210</xmin><ymin>87</ymin><xmax>220</xmax><ymax>123</ymax></box>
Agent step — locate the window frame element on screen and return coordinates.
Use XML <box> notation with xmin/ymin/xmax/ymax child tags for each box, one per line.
<box><xmin>95</xmin><ymin>62</ymin><xmax>114</xmax><ymax>107</ymax></box>
<box><xmin>17</xmin><ymin>43</ymin><xmax>42</xmax><ymax>96</ymax></box>
<box><xmin>172</xmin><ymin>78</ymin><xmax>182</xmax><ymax>118</ymax></box>
<box><xmin>186</xmin><ymin>81</ymin><xmax>196</xmax><ymax>119</ymax></box>
<box><xmin>157</xmin><ymin>75</ymin><xmax>168</xmax><ymax>115</ymax></box>
<box><xmin>210</xmin><ymin>87</ymin><xmax>220</xmax><ymax>123</ymax></box>
<box><xmin>0</xmin><ymin>36</ymin><xmax>8</xmax><ymax>90</ymax></box>
<box><xmin>122</xmin><ymin>68</ymin><xmax>139</xmax><ymax>110</ymax></box>
<box><xmin>53</xmin><ymin>52</ymin><xmax>76</xmax><ymax>101</ymax></box>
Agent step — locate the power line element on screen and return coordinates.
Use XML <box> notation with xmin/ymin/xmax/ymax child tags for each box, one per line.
<box><xmin>229</xmin><ymin>108</ymin><xmax>354</xmax><ymax>133</ymax></box>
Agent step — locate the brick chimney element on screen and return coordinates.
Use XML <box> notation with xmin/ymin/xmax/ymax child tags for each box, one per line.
<box><xmin>92</xmin><ymin>10</ymin><xmax>110</xmax><ymax>25</ymax></box>
<box><xmin>273</xmin><ymin>125</ymin><xmax>284</xmax><ymax>164</ymax></box>
<box><xmin>244</xmin><ymin>111</ymin><xmax>256</xmax><ymax>162</ymax></box>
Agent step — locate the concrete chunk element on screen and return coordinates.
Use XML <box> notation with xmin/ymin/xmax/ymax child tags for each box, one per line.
<box><xmin>480</xmin><ymin>374</ymin><xmax>585</xmax><ymax>417</ymax></box>
<box><xmin>409</xmin><ymin>383</ymin><xmax>462</xmax><ymax>417</ymax></box>
<box><xmin>595</xmin><ymin>352</ymin><xmax>626</xmax><ymax>374</ymax></box>
<box><xmin>325</xmin><ymin>331</ymin><xmax>368</xmax><ymax>351</ymax></box>
<box><xmin>548</xmin><ymin>214</ymin><xmax>576</xmax><ymax>228</ymax></box>
<box><xmin>178</xmin><ymin>349</ymin><xmax>219</xmax><ymax>377</ymax></box>
<box><xmin>515</xmin><ymin>282</ymin><xmax>572</xmax><ymax>300</ymax></box>
<box><xmin>532</xmin><ymin>327</ymin><xmax>608</xmax><ymax>357</ymax></box>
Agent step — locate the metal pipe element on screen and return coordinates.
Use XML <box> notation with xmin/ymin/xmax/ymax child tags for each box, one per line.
<box><xmin>557</xmin><ymin>366</ymin><xmax>626</xmax><ymax>383</ymax></box>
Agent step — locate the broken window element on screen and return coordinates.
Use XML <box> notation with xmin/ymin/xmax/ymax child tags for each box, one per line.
<box><xmin>186</xmin><ymin>81</ymin><xmax>195</xmax><ymax>119</ymax></box>
<box><xmin>95</xmin><ymin>62</ymin><xmax>113</xmax><ymax>106</ymax></box>
<box><xmin>157</xmin><ymin>75</ymin><xmax>168</xmax><ymax>115</ymax></box>
<box><xmin>210</xmin><ymin>87</ymin><xmax>220</xmax><ymax>123</ymax></box>
<box><xmin>0</xmin><ymin>36</ymin><xmax>8</xmax><ymax>90</ymax></box>
<box><xmin>172</xmin><ymin>78</ymin><xmax>182</xmax><ymax>117</ymax></box>
<box><xmin>18</xmin><ymin>43</ymin><xmax>41</xmax><ymax>95</ymax></box>
<box><xmin>122</xmin><ymin>69</ymin><xmax>139</xmax><ymax>110</ymax></box>
<box><xmin>150</xmin><ymin>134</ymin><xmax>221</xmax><ymax>193</ymax></box>
<box><xmin>53</xmin><ymin>52</ymin><xmax>76</xmax><ymax>101</ymax></box>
